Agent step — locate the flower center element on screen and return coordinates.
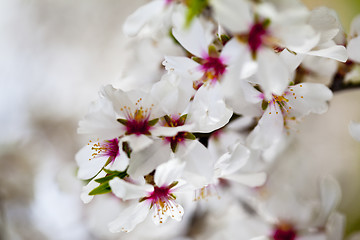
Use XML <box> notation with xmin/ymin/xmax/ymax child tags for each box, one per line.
<box><xmin>248</xmin><ymin>22</ymin><xmax>268</xmax><ymax>54</ymax></box>
<box><xmin>161</xmin><ymin>114</ymin><xmax>195</xmax><ymax>152</ymax></box>
<box><xmin>118</xmin><ymin>100</ymin><xmax>158</xmax><ymax>136</ymax></box>
<box><xmin>200</xmin><ymin>56</ymin><xmax>226</xmax><ymax>82</ymax></box>
<box><xmin>88</xmin><ymin>138</ymin><xmax>120</xmax><ymax>162</ymax></box>
<box><xmin>125</xmin><ymin>109</ymin><xmax>152</xmax><ymax>135</ymax></box>
<box><xmin>272</xmin><ymin>224</ymin><xmax>297</xmax><ymax>240</ymax></box>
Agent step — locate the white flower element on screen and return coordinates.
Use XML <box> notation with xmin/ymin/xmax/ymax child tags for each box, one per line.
<box><xmin>163</xmin><ymin>16</ymin><xmax>241</xmax><ymax>89</ymax></box>
<box><xmin>246</xmin><ymin>83</ymin><xmax>333</xmax><ymax>149</ymax></box>
<box><xmin>75</xmin><ymin>138</ymin><xmax>129</xmax><ymax>180</ymax></box>
<box><xmin>108</xmin><ymin>159</ymin><xmax>189</xmax><ymax>232</ymax></box>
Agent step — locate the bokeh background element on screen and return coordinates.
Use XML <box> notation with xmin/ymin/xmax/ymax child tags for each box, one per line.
<box><xmin>0</xmin><ymin>0</ymin><xmax>360</xmax><ymax>239</ymax></box>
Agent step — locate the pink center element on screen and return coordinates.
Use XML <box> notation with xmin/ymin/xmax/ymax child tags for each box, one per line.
<box><xmin>248</xmin><ymin>23</ymin><xmax>267</xmax><ymax>54</ymax></box>
<box><xmin>165</xmin><ymin>132</ymin><xmax>187</xmax><ymax>146</ymax></box>
<box><xmin>272</xmin><ymin>226</ymin><xmax>297</xmax><ymax>240</ymax></box>
<box><xmin>149</xmin><ymin>186</ymin><xmax>171</xmax><ymax>201</ymax></box>
<box><xmin>125</xmin><ymin>110</ymin><xmax>152</xmax><ymax>136</ymax></box>
<box><xmin>90</xmin><ymin>138</ymin><xmax>120</xmax><ymax>162</ymax></box>
<box><xmin>200</xmin><ymin>56</ymin><xmax>226</xmax><ymax>83</ymax></box>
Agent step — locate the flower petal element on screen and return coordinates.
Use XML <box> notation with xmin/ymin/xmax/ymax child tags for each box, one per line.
<box><xmin>75</xmin><ymin>144</ymin><xmax>108</xmax><ymax>180</ymax></box>
<box><xmin>347</xmin><ymin>36</ymin><xmax>360</xmax><ymax>63</ymax></box>
<box><xmin>154</xmin><ymin>158</ymin><xmax>186</xmax><ymax>187</ymax></box>
<box><xmin>108</xmin><ymin>201</ymin><xmax>149</xmax><ymax>232</ymax></box>
<box><xmin>247</xmin><ymin>104</ymin><xmax>284</xmax><ymax>150</ymax></box>
<box><xmin>123</xmin><ymin>0</ymin><xmax>166</xmax><ymax>37</ymax></box>
<box><xmin>109</xmin><ymin>177</ymin><xmax>153</xmax><ymax>201</ymax></box>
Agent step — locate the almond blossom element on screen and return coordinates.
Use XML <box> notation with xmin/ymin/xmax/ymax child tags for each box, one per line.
<box><xmin>108</xmin><ymin>158</ymin><xmax>190</xmax><ymax>232</ymax></box>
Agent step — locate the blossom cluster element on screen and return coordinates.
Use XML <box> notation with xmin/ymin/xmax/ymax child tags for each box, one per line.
<box><xmin>75</xmin><ymin>0</ymin><xmax>360</xmax><ymax>239</ymax></box>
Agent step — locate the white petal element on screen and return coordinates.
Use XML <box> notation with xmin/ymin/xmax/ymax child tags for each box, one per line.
<box><xmin>168</xmin><ymin>201</ymin><xmax>185</xmax><ymax>222</ymax></box>
<box><xmin>127</xmin><ymin>140</ymin><xmax>172</xmax><ymax>178</ymax></box>
<box><xmin>108</xmin><ymin>201</ymin><xmax>149</xmax><ymax>232</ymax></box>
<box><xmin>220</xmin><ymin>38</ymin><xmax>248</xmax><ymax>65</ymax></box>
<box><xmin>256</xmin><ymin>49</ymin><xmax>290</xmax><ymax>98</ymax></box>
<box><xmin>182</xmin><ymin>140</ymin><xmax>214</xmax><ymax>188</ymax></box>
<box><xmin>247</xmin><ymin>104</ymin><xmax>284</xmax><ymax>150</ymax></box>
<box><xmin>80</xmin><ymin>170</ymin><xmax>107</xmax><ymax>204</ymax></box>
<box><xmin>123</xmin><ymin>0</ymin><xmax>166</xmax><ymax>37</ymax></box>
<box><xmin>308</xmin><ymin>7</ymin><xmax>341</xmax><ymax>44</ymax></box>
<box><xmin>218</xmin><ymin>142</ymin><xmax>250</xmax><ymax>176</ymax></box>
<box><xmin>190</xmin><ymin>84</ymin><xmax>233</xmax><ymax>133</ymax></box>
<box><xmin>287</xmin><ymin>83</ymin><xmax>333</xmax><ymax>117</ymax></box>
<box><xmin>109</xmin><ymin>177</ymin><xmax>153</xmax><ymax>201</ymax></box>
<box><xmin>172</xmin><ymin>16</ymin><xmax>209</xmax><ymax>58</ymax></box>
<box><xmin>155</xmin><ymin>158</ymin><xmax>186</xmax><ymax>187</ymax></box>
<box><xmin>223</xmin><ymin>172</ymin><xmax>266</xmax><ymax>187</ymax></box>
<box><xmin>122</xmin><ymin>134</ymin><xmax>153</xmax><ymax>153</ymax></box>
<box><xmin>308</xmin><ymin>45</ymin><xmax>348</xmax><ymax>62</ymax></box>
<box><xmin>151</xmin><ymin>124</ymin><xmax>195</xmax><ymax>137</ymax></box>
<box><xmin>347</xmin><ymin>36</ymin><xmax>360</xmax><ymax>63</ymax></box>
<box><xmin>316</xmin><ymin>175</ymin><xmax>341</xmax><ymax>226</ymax></box>
<box><xmin>350</xmin><ymin>15</ymin><xmax>360</xmax><ymax>37</ymax></box>
<box><xmin>163</xmin><ymin>56</ymin><xmax>202</xmax><ymax>80</ymax></box>
<box><xmin>75</xmin><ymin>144</ymin><xmax>108</xmax><ymax>180</ymax></box>
<box><xmin>349</xmin><ymin>121</ymin><xmax>360</xmax><ymax>142</ymax></box>
<box><xmin>211</xmin><ymin>0</ymin><xmax>252</xmax><ymax>33</ymax></box>
<box><xmin>106</xmin><ymin>150</ymin><xmax>129</xmax><ymax>172</ymax></box>
<box><xmin>77</xmin><ymin>96</ymin><xmax>124</xmax><ymax>140</ymax></box>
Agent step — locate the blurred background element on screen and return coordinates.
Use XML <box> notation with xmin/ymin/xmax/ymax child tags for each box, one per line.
<box><xmin>0</xmin><ymin>0</ymin><xmax>359</xmax><ymax>239</ymax></box>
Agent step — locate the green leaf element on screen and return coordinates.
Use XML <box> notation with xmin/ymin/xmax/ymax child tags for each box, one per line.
<box><xmin>117</xmin><ymin>118</ymin><xmax>128</xmax><ymax>125</ymax></box>
<box><xmin>148</xmin><ymin>118</ymin><xmax>159</xmax><ymax>126</ymax></box>
<box><xmin>262</xmin><ymin>100</ymin><xmax>268</xmax><ymax>111</ymax></box>
<box><xmin>184</xmin><ymin>132</ymin><xmax>196</xmax><ymax>140</ymax></box>
<box><xmin>89</xmin><ymin>182</ymin><xmax>111</xmax><ymax>195</ymax></box>
<box><xmin>185</xmin><ymin>0</ymin><xmax>208</xmax><ymax>27</ymax></box>
<box><xmin>178</xmin><ymin>114</ymin><xmax>188</xmax><ymax>125</ymax></box>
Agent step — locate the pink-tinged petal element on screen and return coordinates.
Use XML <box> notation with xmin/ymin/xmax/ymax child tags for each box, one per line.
<box><xmin>154</xmin><ymin>158</ymin><xmax>185</xmax><ymax>187</ymax></box>
<box><xmin>128</xmin><ymin>140</ymin><xmax>172</xmax><ymax>178</ymax></box>
<box><xmin>80</xmin><ymin>170</ymin><xmax>107</xmax><ymax>204</ymax></box>
<box><xmin>163</xmin><ymin>56</ymin><xmax>202</xmax><ymax>80</ymax></box>
<box><xmin>211</xmin><ymin>0</ymin><xmax>252</xmax><ymax>33</ymax></box>
<box><xmin>190</xmin><ymin>84</ymin><xmax>233</xmax><ymax>133</ymax></box>
<box><xmin>75</xmin><ymin>144</ymin><xmax>108</xmax><ymax>180</ymax></box>
<box><xmin>347</xmin><ymin>36</ymin><xmax>360</xmax><ymax>63</ymax></box>
<box><xmin>349</xmin><ymin>121</ymin><xmax>360</xmax><ymax>142</ymax></box>
<box><xmin>122</xmin><ymin>134</ymin><xmax>153</xmax><ymax>153</ymax></box>
<box><xmin>108</xmin><ymin>201</ymin><xmax>149</xmax><ymax>232</ymax></box>
<box><xmin>223</xmin><ymin>172</ymin><xmax>266</xmax><ymax>187</ymax></box>
<box><xmin>256</xmin><ymin>49</ymin><xmax>290</xmax><ymax>98</ymax></box>
<box><xmin>123</xmin><ymin>0</ymin><xmax>166</xmax><ymax>37</ymax></box>
<box><xmin>308</xmin><ymin>45</ymin><xmax>348</xmax><ymax>62</ymax></box>
<box><xmin>109</xmin><ymin>177</ymin><xmax>153</xmax><ymax>201</ymax></box>
<box><xmin>247</xmin><ymin>104</ymin><xmax>284</xmax><ymax>150</ymax></box>
<box><xmin>172</xmin><ymin>16</ymin><xmax>209</xmax><ymax>58</ymax></box>
<box><xmin>287</xmin><ymin>83</ymin><xmax>332</xmax><ymax>117</ymax></box>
